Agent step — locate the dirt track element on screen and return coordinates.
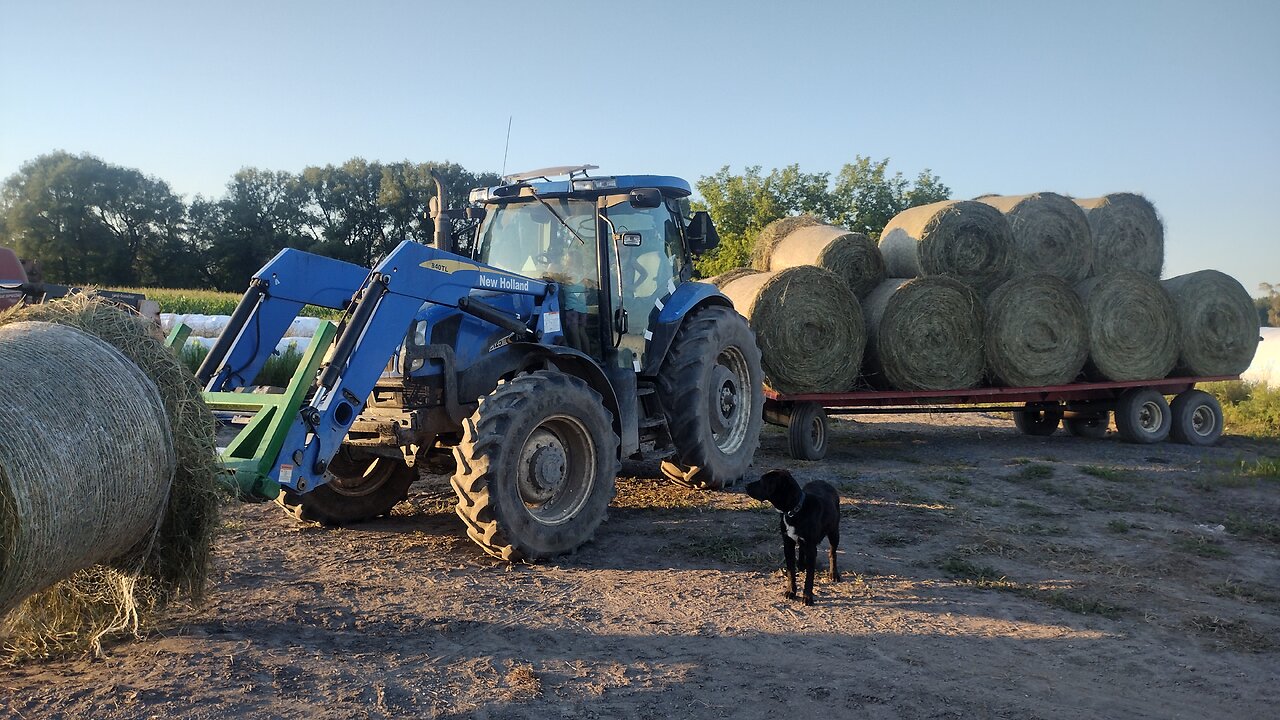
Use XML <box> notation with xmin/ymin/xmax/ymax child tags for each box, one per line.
<box><xmin>3</xmin><ymin>413</ymin><xmax>1278</xmax><ymax>719</ymax></box>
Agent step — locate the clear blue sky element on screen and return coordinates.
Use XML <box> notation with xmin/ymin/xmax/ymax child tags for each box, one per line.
<box><xmin>2</xmin><ymin>0</ymin><xmax>1276</xmax><ymax>293</ymax></box>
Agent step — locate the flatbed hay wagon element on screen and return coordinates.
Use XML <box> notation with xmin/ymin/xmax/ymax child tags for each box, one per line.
<box><xmin>764</xmin><ymin>375</ymin><xmax>1236</xmax><ymax>460</ymax></box>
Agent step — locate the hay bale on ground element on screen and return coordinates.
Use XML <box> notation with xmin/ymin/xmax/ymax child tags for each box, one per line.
<box><xmin>1162</xmin><ymin>270</ymin><xmax>1260</xmax><ymax>376</ymax></box>
<box><xmin>755</xmin><ymin>221</ymin><xmax>886</xmax><ymax>299</ymax></box>
<box><xmin>977</xmin><ymin>193</ymin><xmax>1093</xmax><ymax>283</ymax></box>
<box><xmin>1075</xmin><ymin>193</ymin><xmax>1163</xmax><ymax>277</ymax></box>
<box><xmin>718</xmin><ymin>266</ymin><xmax>864</xmax><ymax>393</ymax></box>
<box><xmin>0</xmin><ymin>322</ymin><xmax>176</xmax><ymax>615</ymax></box>
<box><xmin>0</xmin><ymin>297</ymin><xmax>221</xmax><ymax>659</ymax></box>
<box><xmin>750</xmin><ymin>215</ymin><xmax>823</xmax><ymax>271</ymax></box>
<box><xmin>879</xmin><ymin>200</ymin><xmax>1014</xmax><ymax>297</ymax></box>
<box><xmin>862</xmin><ymin>277</ymin><xmax>984</xmax><ymax>391</ymax></box>
<box><xmin>984</xmin><ymin>275</ymin><xmax>1089</xmax><ymax>387</ymax></box>
<box><xmin>1075</xmin><ymin>270</ymin><xmax>1179</xmax><ymax>381</ymax></box>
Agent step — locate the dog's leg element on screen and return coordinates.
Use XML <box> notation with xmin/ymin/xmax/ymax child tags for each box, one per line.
<box><xmin>783</xmin><ymin>535</ymin><xmax>798</xmax><ymax>600</ymax></box>
<box><xmin>828</xmin><ymin>528</ymin><xmax>841</xmax><ymax>582</ymax></box>
<box><xmin>802</xmin><ymin>542</ymin><xmax>817</xmax><ymax>605</ymax></box>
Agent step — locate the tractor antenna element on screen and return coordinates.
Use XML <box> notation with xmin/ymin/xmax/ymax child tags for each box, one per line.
<box><xmin>500</xmin><ymin>115</ymin><xmax>513</xmax><ymax>179</ymax></box>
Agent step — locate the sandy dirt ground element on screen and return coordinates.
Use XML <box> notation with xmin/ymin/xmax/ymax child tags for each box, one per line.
<box><xmin>2</xmin><ymin>412</ymin><xmax>1278</xmax><ymax>719</ymax></box>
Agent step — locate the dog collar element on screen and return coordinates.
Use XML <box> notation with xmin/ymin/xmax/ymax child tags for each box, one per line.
<box><xmin>783</xmin><ymin>490</ymin><xmax>806</xmax><ymax>519</ymax></box>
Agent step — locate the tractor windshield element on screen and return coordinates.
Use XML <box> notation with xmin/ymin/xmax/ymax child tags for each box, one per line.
<box><xmin>474</xmin><ymin>198</ymin><xmax>601</xmax><ymax>353</ymax></box>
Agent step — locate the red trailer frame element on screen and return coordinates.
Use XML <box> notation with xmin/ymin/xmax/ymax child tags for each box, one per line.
<box><xmin>762</xmin><ymin>375</ymin><xmax>1238</xmax><ymax>460</ymax></box>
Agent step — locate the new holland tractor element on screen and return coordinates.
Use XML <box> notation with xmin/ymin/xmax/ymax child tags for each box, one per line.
<box><xmin>200</xmin><ymin>166</ymin><xmax>763</xmax><ymax>560</ymax></box>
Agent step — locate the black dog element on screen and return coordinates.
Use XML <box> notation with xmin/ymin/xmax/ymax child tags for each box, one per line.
<box><xmin>744</xmin><ymin>469</ymin><xmax>841</xmax><ymax>605</ymax></box>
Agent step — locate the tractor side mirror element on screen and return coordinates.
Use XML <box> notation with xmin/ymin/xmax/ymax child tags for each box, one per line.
<box><xmin>629</xmin><ymin>188</ymin><xmax>663</xmax><ymax>209</ymax></box>
<box><xmin>685</xmin><ymin>211</ymin><xmax>720</xmax><ymax>254</ymax></box>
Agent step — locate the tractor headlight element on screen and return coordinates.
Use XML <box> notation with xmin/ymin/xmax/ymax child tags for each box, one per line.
<box><xmin>412</xmin><ymin>320</ymin><xmax>427</xmax><ymax>347</ymax></box>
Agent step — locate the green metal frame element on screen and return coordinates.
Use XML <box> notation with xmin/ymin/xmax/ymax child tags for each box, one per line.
<box><xmin>203</xmin><ymin>321</ymin><xmax>338</xmax><ymax>500</ymax></box>
<box><xmin>164</xmin><ymin>322</ymin><xmax>192</xmax><ymax>349</ymax></box>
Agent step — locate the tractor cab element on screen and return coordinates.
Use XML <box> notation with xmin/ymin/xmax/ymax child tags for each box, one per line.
<box><xmin>466</xmin><ymin>165</ymin><xmax>719</xmax><ymax>366</ymax></box>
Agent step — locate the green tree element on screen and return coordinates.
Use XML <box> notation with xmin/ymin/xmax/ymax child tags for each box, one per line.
<box><xmin>692</xmin><ymin>157</ymin><xmax>951</xmax><ymax>277</ymax></box>
<box><xmin>0</xmin><ymin>151</ymin><xmax>192</xmax><ymax>286</ymax></box>
<box><xmin>1259</xmin><ymin>283</ymin><xmax>1280</xmax><ymax>327</ymax></box>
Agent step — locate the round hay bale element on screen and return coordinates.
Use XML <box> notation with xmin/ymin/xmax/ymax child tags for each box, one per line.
<box><xmin>0</xmin><ymin>322</ymin><xmax>176</xmax><ymax>615</ymax></box>
<box><xmin>977</xmin><ymin>193</ymin><xmax>1093</xmax><ymax>283</ymax></box>
<box><xmin>1075</xmin><ymin>270</ymin><xmax>1179</xmax><ymax>381</ymax></box>
<box><xmin>1075</xmin><ymin>193</ymin><xmax>1163</xmax><ymax>277</ymax></box>
<box><xmin>862</xmin><ymin>277</ymin><xmax>984</xmax><ymax>391</ymax></box>
<box><xmin>0</xmin><ymin>296</ymin><xmax>221</xmax><ymax>659</ymax></box>
<box><xmin>760</xmin><ymin>223</ymin><xmax>886</xmax><ymax>298</ymax></box>
<box><xmin>1162</xmin><ymin>270</ymin><xmax>1260</xmax><ymax>376</ymax></box>
<box><xmin>879</xmin><ymin>200</ymin><xmax>1014</xmax><ymax>297</ymax></box>
<box><xmin>704</xmin><ymin>267</ymin><xmax>760</xmax><ymax>289</ymax></box>
<box><xmin>750</xmin><ymin>215</ymin><xmax>823</xmax><ymax>271</ymax></box>
<box><xmin>984</xmin><ymin>275</ymin><xmax>1089</xmax><ymax>387</ymax></box>
<box><xmin>718</xmin><ymin>266</ymin><xmax>864</xmax><ymax>393</ymax></box>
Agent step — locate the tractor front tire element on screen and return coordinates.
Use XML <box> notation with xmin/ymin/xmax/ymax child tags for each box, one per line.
<box><xmin>277</xmin><ymin>446</ymin><xmax>414</xmax><ymax>525</ymax></box>
<box><xmin>451</xmin><ymin>370</ymin><xmax>620</xmax><ymax>561</ymax></box>
<box><xmin>657</xmin><ymin>305</ymin><xmax>764</xmax><ymax>489</ymax></box>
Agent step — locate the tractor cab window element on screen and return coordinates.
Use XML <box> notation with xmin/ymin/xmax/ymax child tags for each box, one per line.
<box><xmin>603</xmin><ymin>195</ymin><xmax>687</xmax><ymax>366</ymax></box>
<box><xmin>474</xmin><ymin>198</ymin><xmax>602</xmax><ymax>355</ymax></box>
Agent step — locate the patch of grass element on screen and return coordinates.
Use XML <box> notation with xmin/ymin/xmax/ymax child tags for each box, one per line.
<box><xmin>1223</xmin><ymin>514</ymin><xmax>1280</xmax><ymax>544</ymax></box>
<box><xmin>1209</xmin><ymin>579</ymin><xmax>1280</xmax><ymax>605</ymax></box>
<box><xmin>1005</xmin><ymin>522</ymin><xmax>1067</xmax><ymax>536</ymax></box>
<box><xmin>1106</xmin><ymin>519</ymin><xmax>1136</xmax><ymax>534</ymax></box>
<box><xmin>1007</xmin><ymin>457</ymin><xmax>1033</xmax><ymax>465</ymax></box>
<box><xmin>1172</xmin><ymin>534</ymin><xmax>1232</xmax><ymax>558</ymax></box>
<box><xmin>1014</xmin><ymin>464</ymin><xmax>1054</xmax><ymax>481</ymax></box>
<box><xmin>871</xmin><ymin>532</ymin><xmax>917</xmax><ymax>547</ymax></box>
<box><xmin>938</xmin><ymin>556</ymin><xmax>1125</xmax><ymax>618</ymax></box>
<box><xmin>671</xmin><ymin>535</ymin><xmax>773</xmax><ymax>569</ymax></box>
<box><xmin>1235</xmin><ymin>457</ymin><xmax>1280</xmax><ymax>481</ymax></box>
<box><xmin>1206</xmin><ymin>380</ymin><xmax>1280</xmax><ymax>439</ymax></box>
<box><xmin>1013</xmin><ymin>501</ymin><xmax>1059</xmax><ymax>518</ymax></box>
<box><xmin>1078</xmin><ymin>465</ymin><xmax>1144</xmax><ymax>483</ymax></box>
<box><xmin>1077</xmin><ymin>487</ymin><xmax>1137</xmax><ymax>512</ymax></box>
<box><xmin>1186</xmin><ymin>615</ymin><xmax>1275</xmax><ymax>653</ymax></box>
<box><xmin>929</xmin><ymin>473</ymin><xmax>970</xmax><ymax>486</ymax></box>
<box><xmin>178</xmin><ymin>344</ymin><xmax>305</xmax><ymax>387</ymax></box>
<box><xmin>118</xmin><ymin>287</ymin><xmax>343</xmax><ymax>319</ymax></box>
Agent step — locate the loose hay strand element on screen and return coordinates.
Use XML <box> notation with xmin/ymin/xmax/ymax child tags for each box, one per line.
<box><xmin>0</xmin><ymin>296</ymin><xmax>222</xmax><ymax>660</ymax></box>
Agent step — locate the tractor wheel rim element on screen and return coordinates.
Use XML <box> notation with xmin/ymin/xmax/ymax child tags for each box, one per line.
<box><xmin>808</xmin><ymin>415</ymin><xmax>825</xmax><ymax>450</ymax></box>
<box><xmin>712</xmin><ymin>346</ymin><xmax>752</xmax><ymax>455</ymax></box>
<box><xmin>517</xmin><ymin>415</ymin><xmax>595</xmax><ymax>525</ymax></box>
<box><xmin>326</xmin><ymin>453</ymin><xmax>395</xmax><ymax>497</ymax></box>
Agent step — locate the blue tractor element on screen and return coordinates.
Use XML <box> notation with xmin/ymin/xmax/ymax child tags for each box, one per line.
<box><xmin>199</xmin><ymin>166</ymin><xmax>764</xmax><ymax>560</ymax></box>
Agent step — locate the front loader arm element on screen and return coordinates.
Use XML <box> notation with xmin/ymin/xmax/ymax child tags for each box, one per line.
<box><xmin>203</xmin><ymin>240</ymin><xmax>556</xmax><ymax>499</ymax></box>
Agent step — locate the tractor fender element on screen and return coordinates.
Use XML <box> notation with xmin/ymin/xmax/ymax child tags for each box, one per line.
<box><xmin>456</xmin><ymin>342</ymin><xmax>622</xmax><ymax>440</ymax></box>
<box><xmin>640</xmin><ymin>280</ymin><xmax>733</xmax><ymax>376</ymax></box>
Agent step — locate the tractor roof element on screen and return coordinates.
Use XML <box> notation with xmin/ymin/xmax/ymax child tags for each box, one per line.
<box><xmin>470</xmin><ymin>166</ymin><xmax>691</xmax><ymax>204</ymax></box>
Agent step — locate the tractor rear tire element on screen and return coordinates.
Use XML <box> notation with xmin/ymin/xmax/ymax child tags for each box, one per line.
<box><xmin>277</xmin><ymin>446</ymin><xmax>414</xmax><ymax>525</ymax></box>
<box><xmin>451</xmin><ymin>370</ymin><xmax>620</xmax><ymax>561</ymax></box>
<box><xmin>657</xmin><ymin>305</ymin><xmax>764</xmax><ymax>490</ymax></box>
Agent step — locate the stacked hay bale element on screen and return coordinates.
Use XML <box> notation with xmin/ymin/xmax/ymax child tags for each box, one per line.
<box><xmin>0</xmin><ymin>297</ymin><xmax>221</xmax><ymax>659</ymax></box>
<box><xmin>1162</xmin><ymin>270</ymin><xmax>1260</xmax><ymax>376</ymax></box>
<box><xmin>879</xmin><ymin>200</ymin><xmax>1015</xmax><ymax>298</ymax></box>
<box><xmin>1075</xmin><ymin>270</ymin><xmax>1180</xmax><ymax>381</ymax></box>
<box><xmin>1075</xmin><ymin>193</ymin><xmax>1163</xmax><ymax>277</ymax></box>
<box><xmin>751</xmin><ymin>216</ymin><xmax>886</xmax><ymax>298</ymax></box>
<box><xmin>713</xmin><ymin>267</ymin><xmax>865</xmax><ymax>393</ymax></box>
<box><xmin>861</xmin><ymin>277</ymin><xmax>984</xmax><ymax>391</ymax></box>
<box><xmin>984</xmin><ymin>275</ymin><xmax>1089</xmax><ymax>387</ymax></box>
<box><xmin>977</xmin><ymin>193</ymin><xmax>1093</xmax><ymax>283</ymax></box>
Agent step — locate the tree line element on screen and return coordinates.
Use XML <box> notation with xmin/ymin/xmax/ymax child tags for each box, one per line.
<box><xmin>0</xmin><ymin>151</ymin><xmax>498</xmax><ymax>291</ymax></box>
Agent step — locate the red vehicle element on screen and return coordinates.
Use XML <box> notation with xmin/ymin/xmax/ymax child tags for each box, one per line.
<box><xmin>764</xmin><ymin>375</ymin><xmax>1232</xmax><ymax>460</ymax></box>
<box><xmin>0</xmin><ymin>247</ymin><xmax>29</xmax><ymax>310</ymax></box>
